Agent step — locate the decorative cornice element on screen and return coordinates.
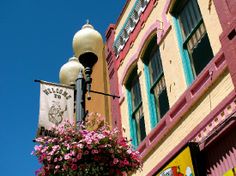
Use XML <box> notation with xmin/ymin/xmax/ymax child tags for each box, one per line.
<box><xmin>113</xmin><ymin>0</ymin><xmax>156</xmax><ymax>62</ymax></box>
<box><xmin>147</xmin><ymin>91</ymin><xmax>236</xmax><ymax>176</ymax></box>
<box><xmin>113</xmin><ymin>0</ymin><xmax>152</xmax><ymax>58</ymax></box>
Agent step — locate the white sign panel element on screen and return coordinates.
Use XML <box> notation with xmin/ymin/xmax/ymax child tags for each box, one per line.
<box><xmin>38</xmin><ymin>81</ymin><xmax>74</xmax><ymax>136</ymax></box>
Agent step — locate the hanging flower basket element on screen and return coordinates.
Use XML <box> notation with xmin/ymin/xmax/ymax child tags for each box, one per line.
<box><xmin>32</xmin><ymin>116</ymin><xmax>142</xmax><ymax>176</ymax></box>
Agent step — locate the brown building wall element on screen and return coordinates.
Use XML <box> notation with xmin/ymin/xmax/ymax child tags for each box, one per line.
<box><xmin>86</xmin><ymin>46</ymin><xmax>112</xmax><ymax>125</ymax></box>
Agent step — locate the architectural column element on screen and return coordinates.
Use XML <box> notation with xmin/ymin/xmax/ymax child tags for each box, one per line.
<box><xmin>105</xmin><ymin>24</ymin><xmax>122</xmax><ymax>134</ymax></box>
<box><xmin>213</xmin><ymin>0</ymin><xmax>236</xmax><ymax>89</ymax></box>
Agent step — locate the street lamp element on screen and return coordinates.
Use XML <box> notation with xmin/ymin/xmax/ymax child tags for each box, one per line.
<box><xmin>59</xmin><ymin>22</ymin><xmax>103</xmax><ymax>122</ymax></box>
<box><xmin>59</xmin><ymin>56</ymin><xmax>84</xmax><ymax>86</ymax></box>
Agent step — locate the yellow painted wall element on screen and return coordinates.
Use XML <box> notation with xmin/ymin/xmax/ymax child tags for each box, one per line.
<box><xmin>86</xmin><ymin>47</ymin><xmax>111</xmax><ymax>125</ymax></box>
<box><xmin>114</xmin><ymin>1</ymin><xmax>227</xmax><ymax>175</ymax></box>
<box><xmin>117</xmin><ymin>5</ymin><xmax>162</xmax><ymax>136</ymax></box>
<box><xmin>117</xmin><ymin>1</ymin><xmax>188</xmax><ymax>135</ymax></box>
<box><xmin>137</xmin><ymin>61</ymin><xmax>153</xmax><ymax>133</ymax></box>
<box><xmin>158</xmin><ymin>26</ymin><xmax>188</xmax><ymax>107</ymax></box>
<box><xmin>198</xmin><ymin>0</ymin><xmax>222</xmax><ymax>55</ymax></box>
<box><xmin>135</xmin><ymin>70</ymin><xmax>234</xmax><ymax>175</ymax></box>
<box><xmin>121</xmin><ymin>96</ymin><xmax>131</xmax><ymax>138</ymax></box>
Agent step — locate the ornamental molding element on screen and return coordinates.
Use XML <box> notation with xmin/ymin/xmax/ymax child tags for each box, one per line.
<box><xmin>113</xmin><ymin>0</ymin><xmax>150</xmax><ymax>57</ymax></box>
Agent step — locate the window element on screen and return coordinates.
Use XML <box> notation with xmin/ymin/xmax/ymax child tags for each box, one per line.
<box><xmin>173</xmin><ymin>0</ymin><xmax>213</xmax><ymax>77</ymax></box>
<box><xmin>133</xmin><ymin>10</ymin><xmax>139</xmax><ymax>22</ymax></box>
<box><xmin>129</xmin><ymin>18</ymin><xmax>134</xmax><ymax>30</ymax></box>
<box><xmin>126</xmin><ymin>68</ymin><xmax>146</xmax><ymax>146</ymax></box>
<box><xmin>119</xmin><ymin>36</ymin><xmax>124</xmax><ymax>46</ymax></box>
<box><xmin>141</xmin><ymin>0</ymin><xmax>147</xmax><ymax>9</ymax></box>
<box><xmin>123</xmin><ymin>29</ymin><xmax>128</xmax><ymax>41</ymax></box>
<box><xmin>144</xmin><ymin>37</ymin><xmax>169</xmax><ymax>124</ymax></box>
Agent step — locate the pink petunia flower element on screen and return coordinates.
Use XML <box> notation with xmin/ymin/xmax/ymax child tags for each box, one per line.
<box><xmin>71</xmin><ymin>164</ymin><xmax>78</xmax><ymax>171</ymax></box>
<box><xmin>77</xmin><ymin>143</ymin><xmax>84</xmax><ymax>149</ymax></box>
<box><xmin>113</xmin><ymin>158</ymin><xmax>119</xmax><ymax>165</ymax></box>
<box><xmin>76</xmin><ymin>153</ymin><xmax>82</xmax><ymax>160</ymax></box>
<box><xmin>92</xmin><ymin>149</ymin><xmax>99</xmax><ymax>154</ymax></box>
<box><xmin>64</xmin><ymin>154</ymin><xmax>71</xmax><ymax>160</ymax></box>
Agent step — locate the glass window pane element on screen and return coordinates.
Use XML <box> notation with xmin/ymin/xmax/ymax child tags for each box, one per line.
<box><xmin>145</xmin><ymin>39</ymin><xmax>169</xmax><ymax>122</ymax></box>
<box><xmin>179</xmin><ymin>10</ymin><xmax>190</xmax><ymax>37</ymax></box>
<box><xmin>148</xmin><ymin>47</ymin><xmax>163</xmax><ymax>84</ymax></box>
<box><xmin>158</xmin><ymin>88</ymin><xmax>169</xmax><ymax>118</ymax></box>
<box><xmin>192</xmin><ymin>0</ymin><xmax>201</xmax><ymax>22</ymax></box>
<box><xmin>176</xmin><ymin>0</ymin><xmax>213</xmax><ymax>77</ymax></box>
<box><xmin>139</xmin><ymin>115</ymin><xmax>146</xmax><ymax>141</ymax></box>
<box><xmin>189</xmin><ymin>0</ymin><xmax>198</xmax><ymax>26</ymax></box>
<box><xmin>191</xmin><ymin>33</ymin><xmax>214</xmax><ymax>75</ymax></box>
<box><xmin>128</xmin><ymin>68</ymin><xmax>146</xmax><ymax>145</ymax></box>
<box><xmin>152</xmin><ymin>76</ymin><xmax>169</xmax><ymax>119</ymax></box>
<box><xmin>187</xmin><ymin>23</ymin><xmax>206</xmax><ymax>51</ymax></box>
<box><xmin>134</xmin><ymin>106</ymin><xmax>146</xmax><ymax>144</ymax></box>
<box><xmin>185</xmin><ymin>6</ymin><xmax>194</xmax><ymax>34</ymax></box>
<box><xmin>178</xmin><ymin>0</ymin><xmax>202</xmax><ymax>38</ymax></box>
<box><xmin>130</xmin><ymin>76</ymin><xmax>142</xmax><ymax>110</ymax></box>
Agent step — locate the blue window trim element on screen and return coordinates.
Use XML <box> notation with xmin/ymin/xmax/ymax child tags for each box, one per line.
<box><xmin>172</xmin><ymin>16</ymin><xmax>194</xmax><ymax>86</ymax></box>
<box><xmin>150</xmin><ymin>72</ymin><xmax>164</xmax><ymax>91</ymax></box>
<box><xmin>144</xmin><ymin>64</ymin><xmax>158</xmax><ymax>129</ymax></box>
<box><xmin>126</xmin><ymin>90</ymin><xmax>138</xmax><ymax>148</ymax></box>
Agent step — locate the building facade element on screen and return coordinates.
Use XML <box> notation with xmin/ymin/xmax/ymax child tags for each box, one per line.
<box><xmin>105</xmin><ymin>0</ymin><xmax>236</xmax><ymax>175</ymax></box>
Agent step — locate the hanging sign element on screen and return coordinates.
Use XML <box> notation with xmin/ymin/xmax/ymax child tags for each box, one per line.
<box><xmin>37</xmin><ymin>81</ymin><xmax>75</xmax><ymax>136</ymax></box>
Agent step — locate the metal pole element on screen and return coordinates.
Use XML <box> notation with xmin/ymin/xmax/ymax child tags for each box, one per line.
<box><xmin>75</xmin><ymin>69</ymin><xmax>85</xmax><ymax>122</ymax></box>
<box><xmin>84</xmin><ymin>67</ymin><xmax>92</xmax><ymax>100</ymax></box>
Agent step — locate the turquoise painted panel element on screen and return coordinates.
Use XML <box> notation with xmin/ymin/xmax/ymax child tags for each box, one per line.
<box><xmin>172</xmin><ymin>16</ymin><xmax>194</xmax><ymax>86</ymax></box>
<box><xmin>126</xmin><ymin>90</ymin><xmax>138</xmax><ymax>148</ymax></box>
<box><xmin>144</xmin><ymin>64</ymin><xmax>158</xmax><ymax>129</ymax></box>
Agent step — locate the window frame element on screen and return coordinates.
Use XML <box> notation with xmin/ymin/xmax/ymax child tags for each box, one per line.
<box><xmin>126</xmin><ymin>67</ymin><xmax>146</xmax><ymax>147</ymax></box>
<box><xmin>143</xmin><ymin>36</ymin><xmax>169</xmax><ymax>128</ymax></box>
<box><xmin>171</xmin><ymin>0</ymin><xmax>213</xmax><ymax>83</ymax></box>
<box><xmin>182</xmin><ymin>18</ymin><xmax>203</xmax><ymax>49</ymax></box>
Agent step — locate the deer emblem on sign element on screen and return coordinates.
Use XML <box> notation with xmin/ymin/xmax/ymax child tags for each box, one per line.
<box><xmin>48</xmin><ymin>101</ymin><xmax>67</xmax><ymax>126</ymax></box>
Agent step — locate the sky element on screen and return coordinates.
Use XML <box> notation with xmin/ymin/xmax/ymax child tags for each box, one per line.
<box><xmin>0</xmin><ymin>1</ymin><xmax>126</xmax><ymax>175</ymax></box>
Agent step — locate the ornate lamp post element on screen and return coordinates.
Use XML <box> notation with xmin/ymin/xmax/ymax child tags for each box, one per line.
<box><xmin>33</xmin><ymin>23</ymin><xmax>141</xmax><ymax>176</ymax></box>
<box><xmin>59</xmin><ymin>22</ymin><xmax>104</xmax><ymax>122</ymax></box>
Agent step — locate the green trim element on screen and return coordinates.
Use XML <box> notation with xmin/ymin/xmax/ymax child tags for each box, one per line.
<box><xmin>132</xmin><ymin>101</ymin><xmax>142</xmax><ymax>115</ymax></box>
<box><xmin>143</xmin><ymin>37</ymin><xmax>157</xmax><ymax>65</ymax></box>
<box><xmin>172</xmin><ymin>16</ymin><xmax>194</xmax><ymax>86</ymax></box>
<box><xmin>142</xmin><ymin>36</ymin><xmax>160</xmax><ymax>128</ymax></box>
<box><xmin>127</xmin><ymin>90</ymin><xmax>138</xmax><ymax>148</ymax></box>
<box><xmin>126</xmin><ymin>67</ymin><xmax>140</xmax><ymax>148</ymax></box>
<box><xmin>144</xmin><ymin>64</ymin><xmax>158</xmax><ymax>129</ymax></box>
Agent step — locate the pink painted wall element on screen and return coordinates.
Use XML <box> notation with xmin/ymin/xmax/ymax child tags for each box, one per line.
<box><xmin>214</xmin><ymin>0</ymin><xmax>236</xmax><ymax>89</ymax></box>
<box><xmin>105</xmin><ymin>25</ymin><xmax>122</xmax><ymax>134</ymax></box>
<box><xmin>203</xmin><ymin>124</ymin><xmax>236</xmax><ymax>175</ymax></box>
